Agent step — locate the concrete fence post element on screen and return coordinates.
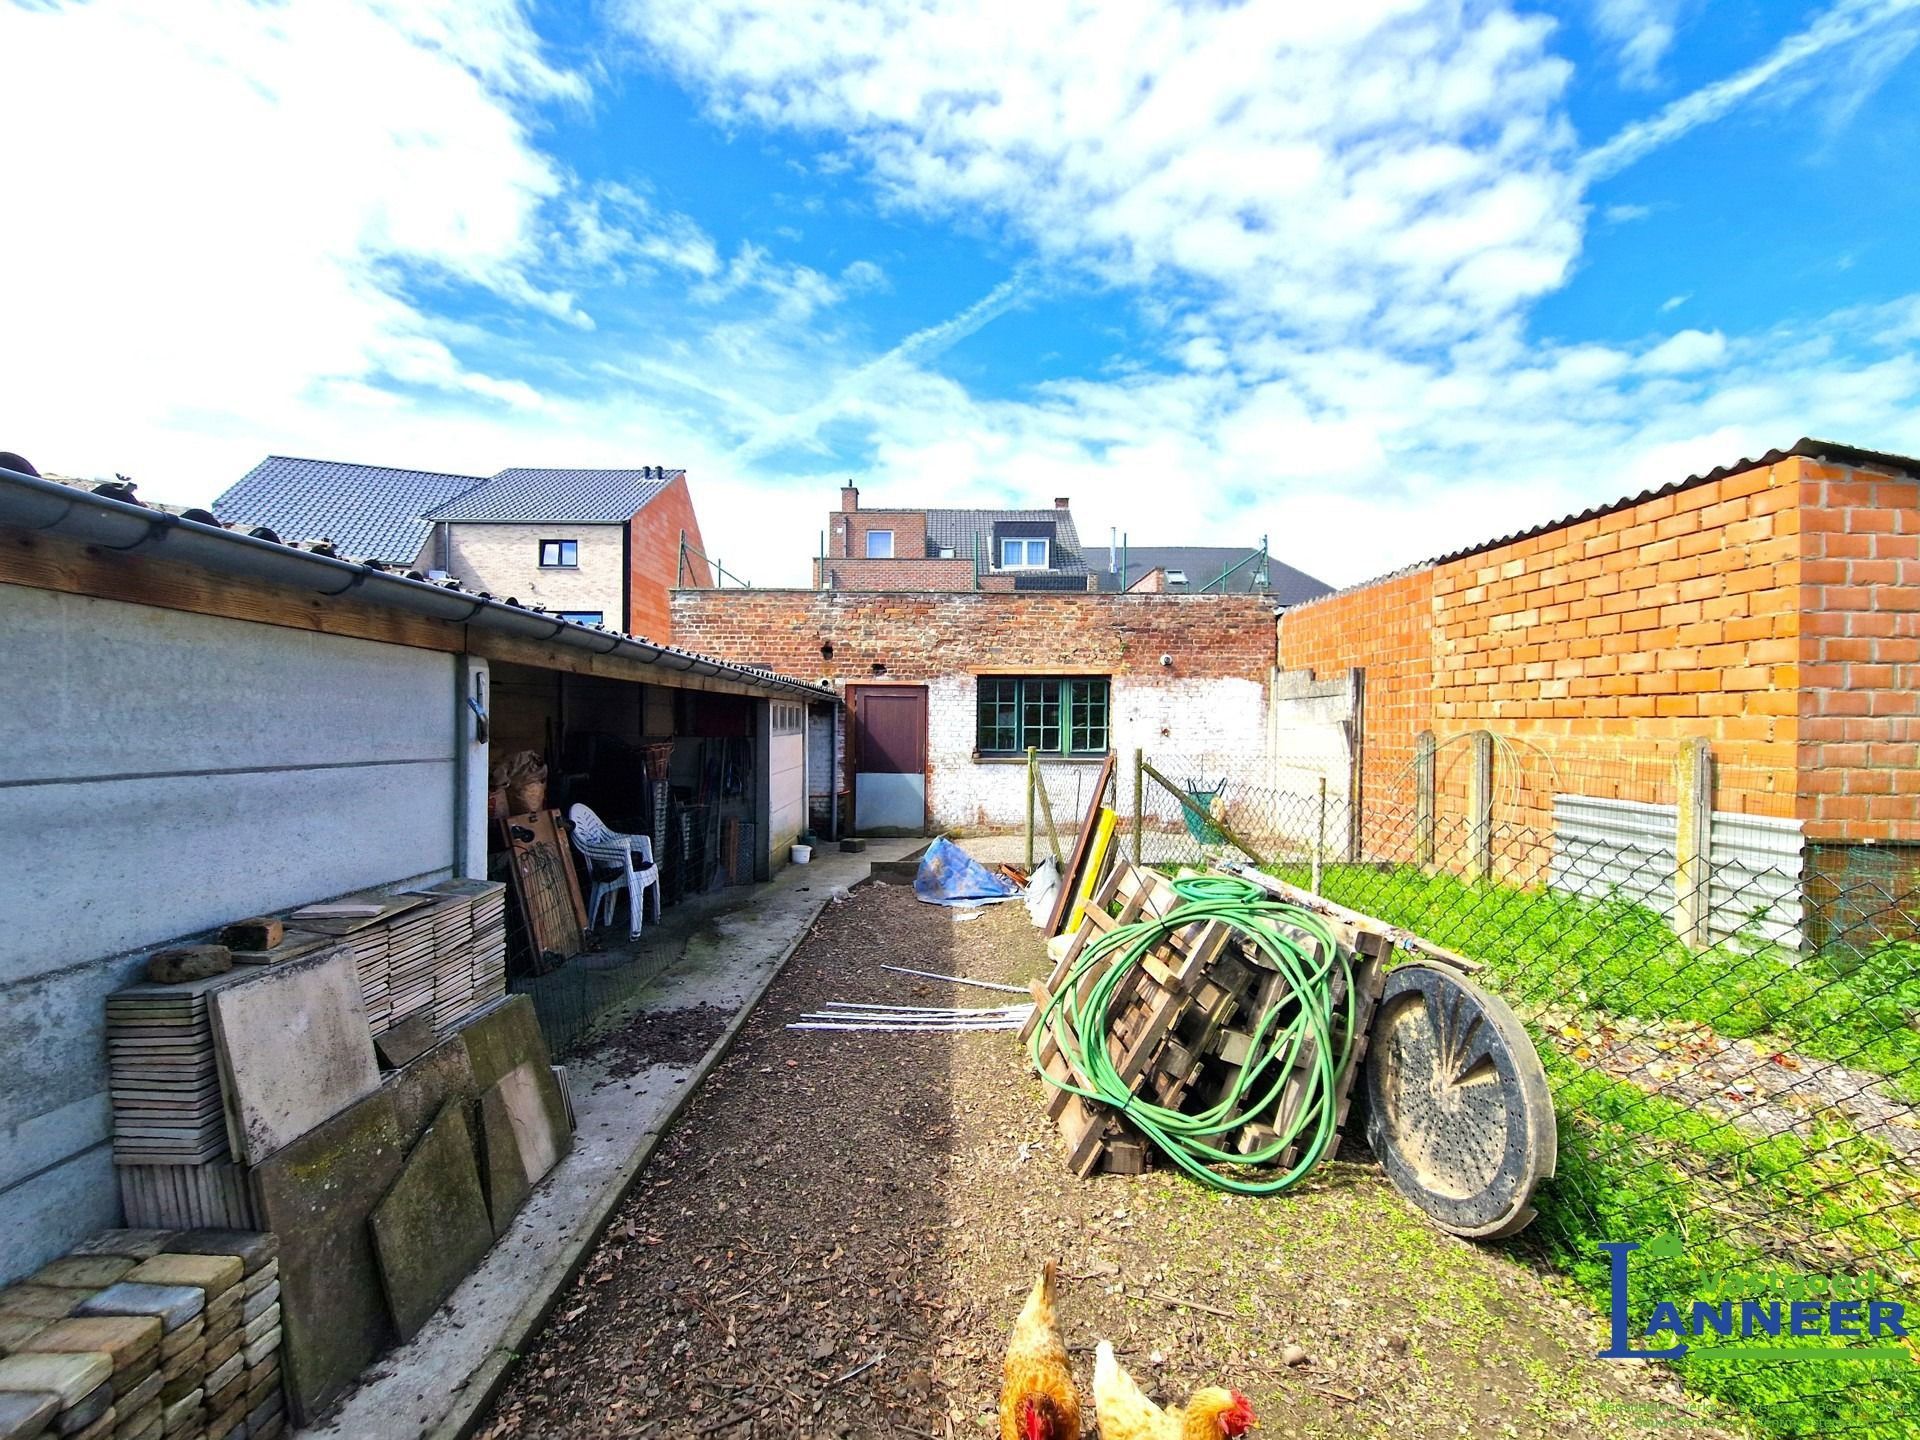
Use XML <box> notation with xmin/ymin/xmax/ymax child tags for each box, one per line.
<box><xmin>1467</xmin><ymin>730</ymin><xmax>1494</xmax><ymax>881</ymax></box>
<box><xmin>1026</xmin><ymin>746</ymin><xmax>1038</xmax><ymax>871</ymax></box>
<box><xmin>1414</xmin><ymin>730</ymin><xmax>1437</xmax><ymax>869</ymax></box>
<box><xmin>1674</xmin><ymin>737</ymin><xmax>1716</xmax><ymax>948</ymax></box>
<box><xmin>1132</xmin><ymin>748</ymin><xmax>1144</xmax><ymax>867</ymax></box>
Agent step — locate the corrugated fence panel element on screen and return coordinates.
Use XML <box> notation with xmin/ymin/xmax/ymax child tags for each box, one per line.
<box><xmin>1549</xmin><ymin>795</ymin><xmax>1804</xmax><ymax>950</ymax></box>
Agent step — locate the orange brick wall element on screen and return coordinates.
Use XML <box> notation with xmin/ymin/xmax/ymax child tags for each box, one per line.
<box><xmin>1279</xmin><ymin>454</ymin><xmax>1920</xmax><ymax>848</ymax></box>
<box><xmin>1796</xmin><ymin>462</ymin><xmax>1920</xmax><ymax>842</ymax></box>
<box><xmin>627</xmin><ymin>473</ymin><xmax>708</xmax><ymax>643</ymax></box>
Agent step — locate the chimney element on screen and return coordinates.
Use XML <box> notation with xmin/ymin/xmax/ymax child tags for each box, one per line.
<box><xmin>841</xmin><ymin>480</ymin><xmax>859</xmax><ymax>513</ymax></box>
<box><xmin>1054</xmin><ymin>496</ymin><xmax>1070</xmax><ymax>509</ymax></box>
<box><xmin>1109</xmin><ymin>526</ymin><xmax>1118</xmax><ymax>574</ymax></box>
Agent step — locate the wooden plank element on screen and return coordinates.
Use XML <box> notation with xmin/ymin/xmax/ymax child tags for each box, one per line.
<box><xmin>1045</xmin><ymin>752</ymin><xmax>1116</xmax><ymax>936</ymax></box>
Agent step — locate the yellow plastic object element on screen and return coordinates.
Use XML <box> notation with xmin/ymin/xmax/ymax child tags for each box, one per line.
<box><xmin>1066</xmin><ymin>807</ymin><xmax>1117</xmax><ymax>933</ymax></box>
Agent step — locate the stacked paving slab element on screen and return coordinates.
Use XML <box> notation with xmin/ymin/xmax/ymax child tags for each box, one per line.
<box><xmin>0</xmin><ymin>1232</ymin><xmax>281</xmax><ymax>1440</ymax></box>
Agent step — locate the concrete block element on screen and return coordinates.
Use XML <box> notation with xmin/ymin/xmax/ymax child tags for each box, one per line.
<box><xmin>0</xmin><ymin>1317</ymin><xmax>50</xmax><ymax>1357</ymax></box>
<box><xmin>240</xmin><ymin>1262</ymin><xmax>278</xmax><ymax>1300</ymax></box>
<box><xmin>240</xmin><ymin>1308</ymin><xmax>278</xmax><ymax>1348</ymax></box>
<box><xmin>0</xmin><ymin>1352</ymin><xmax>110</xmax><ymax>1407</ymax></box>
<box><xmin>241</xmin><ymin>1330</ymin><xmax>279</xmax><ymax>1370</ymax></box>
<box><xmin>203</xmin><ymin>1352</ymin><xmax>242</xmax><ymax>1400</ymax></box>
<box><xmin>248</xmin><ymin>1089</ymin><xmax>402</xmax><ymax>1423</ymax></box>
<box><xmin>158</xmin><ymin>1389</ymin><xmax>199</xmax><ymax>1435</ymax></box>
<box><xmin>209</xmin><ymin>950</ymin><xmax>378</xmax><ymax>1166</ymax></box>
<box><xmin>70</xmin><ymin>1288</ymin><xmax>198</xmax><ymax>1337</ymax></box>
<box><xmin>237</xmin><ymin>1286</ymin><xmax>277</xmax><ymax>1329</ymax></box>
<box><xmin>115</xmin><ymin>1368</ymin><xmax>164</xmax><ymax>1417</ymax></box>
<box><xmin>201</xmin><ymin>1330</ymin><xmax>240</xmax><ymax>1373</ymax></box>
<box><xmin>370</xmin><ymin>1104</ymin><xmax>491</xmax><ymax>1343</ymax></box>
<box><xmin>155</xmin><ymin>1321</ymin><xmax>202</xmax><ymax>1360</ymax></box>
<box><xmin>157</xmin><ymin>1342</ymin><xmax>203</xmax><ymax>1388</ymax></box>
<box><xmin>160</xmin><ymin>1234</ymin><xmax>275</xmax><ymax>1280</ymax></box>
<box><xmin>0</xmin><ymin>1391</ymin><xmax>56</xmax><ymax>1440</ymax></box>
<box><xmin>387</xmin><ymin>1036</ymin><xmax>477</xmax><ymax>1154</ymax></box>
<box><xmin>372</xmin><ymin>1017</ymin><xmax>435</xmax><ymax>1071</ymax></box>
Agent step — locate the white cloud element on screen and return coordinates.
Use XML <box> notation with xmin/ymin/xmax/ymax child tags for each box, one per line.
<box><xmin>1660</xmin><ymin>293</ymin><xmax>1692</xmax><ymax>312</ymax></box>
<box><xmin>620</xmin><ymin>0</ymin><xmax>1584</xmax><ymax>346</ymax></box>
<box><xmin>1589</xmin><ymin>0</ymin><xmax>1686</xmax><ymax>87</ymax></box>
<box><xmin>1638</xmin><ymin>329</ymin><xmax>1726</xmax><ymax>374</ymax></box>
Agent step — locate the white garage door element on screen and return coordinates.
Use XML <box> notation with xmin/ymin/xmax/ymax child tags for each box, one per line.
<box><xmin>769</xmin><ymin>701</ymin><xmax>806</xmax><ymax>856</ymax></box>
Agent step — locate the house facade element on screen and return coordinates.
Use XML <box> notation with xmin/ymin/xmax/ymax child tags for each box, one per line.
<box><xmin>815</xmin><ymin>483</ymin><xmax>1098</xmax><ymax>591</ymax></box>
<box><xmin>215</xmin><ymin>457</ymin><xmax>711</xmax><ymax>641</ymax></box>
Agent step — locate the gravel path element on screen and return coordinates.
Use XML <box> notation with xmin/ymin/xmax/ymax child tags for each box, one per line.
<box><xmin>475</xmin><ymin>882</ymin><xmax>1740</xmax><ymax>1440</ymax></box>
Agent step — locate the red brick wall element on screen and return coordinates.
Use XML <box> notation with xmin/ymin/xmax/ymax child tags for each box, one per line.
<box><xmin>673</xmin><ymin>590</ymin><xmax>1274</xmax><ymax>682</ymax></box>
<box><xmin>628</xmin><ymin>473</ymin><xmax>708</xmax><ymax>643</ymax></box>
<box><xmin>1796</xmin><ymin>461</ymin><xmax>1920</xmax><ymax>841</ymax></box>
<box><xmin>1278</xmin><ymin>453</ymin><xmax>1920</xmax><ymax>847</ymax></box>
<box><xmin>827</xmin><ymin>509</ymin><xmax>929</xmax><ymax>561</ymax></box>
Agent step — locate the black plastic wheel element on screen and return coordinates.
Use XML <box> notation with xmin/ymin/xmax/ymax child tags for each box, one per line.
<box><xmin>1363</xmin><ymin>963</ymin><xmax>1556</xmax><ymax>1239</ymax></box>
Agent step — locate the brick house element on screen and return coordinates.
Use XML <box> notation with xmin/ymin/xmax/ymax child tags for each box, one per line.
<box><xmin>215</xmin><ymin>457</ymin><xmax>711</xmax><ymax>641</ymax></box>
<box><xmin>1083</xmin><ymin>543</ymin><xmax>1332</xmax><ymax>604</ymax></box>
<box><xmin>815</xmin><ymin>483</ymin><xmax>1098</xmax><ymax>591</ymax></box>
<box><xmin>1273</xmin><ymin>438</ymin><xmax>1920</xmax><ymax>935</ymax></box>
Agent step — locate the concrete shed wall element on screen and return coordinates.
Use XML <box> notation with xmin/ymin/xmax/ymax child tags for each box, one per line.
<box><xmin>0</xmin><ymin>584</ymin><xmax>462</xmax><ymax>1281</ymax></box>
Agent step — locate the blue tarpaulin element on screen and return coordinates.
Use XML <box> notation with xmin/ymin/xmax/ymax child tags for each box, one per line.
<box><xmin>913</xmin><ymin>836</ymin><xmax>1023</xmax><ymax>907</ymax></box>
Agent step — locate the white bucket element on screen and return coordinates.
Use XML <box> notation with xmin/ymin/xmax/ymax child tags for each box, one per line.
<box><xmin>790</xmin><ymin>844</ymin><xmax>813</xmax><ymax>864</ymax></box>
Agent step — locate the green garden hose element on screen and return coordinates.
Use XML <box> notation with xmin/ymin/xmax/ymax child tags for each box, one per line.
<box><xmin>1031</xmin><ymin>873</ymin><xmax>1356</xmax><ymax>1195</ymax></box>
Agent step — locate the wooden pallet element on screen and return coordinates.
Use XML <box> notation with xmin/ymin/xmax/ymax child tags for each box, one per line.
<box><xmin>1026</xmin><ymin>861</ymin><xmax>1388</xmax><ymax>1180</ymax></box>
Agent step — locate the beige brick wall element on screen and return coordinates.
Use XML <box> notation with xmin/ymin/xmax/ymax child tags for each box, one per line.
<box><xmin>441</xmin><ymin>522</ymin><xmax>625</xmax><ymax>619</ymax></box>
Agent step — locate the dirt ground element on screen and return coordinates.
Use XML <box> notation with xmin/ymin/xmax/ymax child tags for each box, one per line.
<box><xmin>476</xmin><ymin>882</ymin><xmax>1742</xmax><ymax>1440</ymax></box>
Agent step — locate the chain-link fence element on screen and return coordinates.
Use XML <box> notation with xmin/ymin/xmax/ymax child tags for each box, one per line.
<box><xmin>1106</xmin><ymin>740</ymin><xmax>1920</xmax><ymax>1439</ymax></box>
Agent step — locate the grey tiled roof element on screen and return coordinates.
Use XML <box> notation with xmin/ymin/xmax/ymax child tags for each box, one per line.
<box><xmin>1083</xmin><ymin>546</ymin><xmax>1333</xmax><ymax>606</ymax></box>
<box><xmin>214</xmin><ymin>456</ymin><xmax>486</xmax><ymax>563</ymax></box>
<box><xmin>426</xmin><ymin>468</ymin><xmax>680</xmax><ymax>523</ymax></box>
<box><xmin>924</xmin><ymin>507</ymin><xmax>1090</xmax><ymax>574</ymax></box>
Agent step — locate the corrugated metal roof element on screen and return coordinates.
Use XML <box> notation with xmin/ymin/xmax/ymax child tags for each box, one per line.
<box><xmin>213</xmin><ymin>456</ymin><xmax>485</xmax><ymax>564</ymax></box>
<box><xmin>426</xmin><ymin>467</ymin><xmax>680</xmax><ymax>523</ymax></box>
<box><xmin>1083</xmin><ymin>545</ymin><xmax>1333</xmax><ymax>606</ymax></box>
<box><xmin>924</xmin><ymin>506</ymin><xmax>1091</xmax><ymax>574</ymax></box>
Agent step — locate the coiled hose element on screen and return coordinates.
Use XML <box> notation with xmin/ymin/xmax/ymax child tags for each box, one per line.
<box><xmin>1030</xmin><ymin>873</ymin><xmax>1355</xmax><ymax>1195</ymax></box>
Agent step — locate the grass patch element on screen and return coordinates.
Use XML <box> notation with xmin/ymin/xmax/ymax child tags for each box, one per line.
<box><xmin>1271</xmin><ymin>862</ymin><xmax>1920</xmax><ymax>1103</ymax></box>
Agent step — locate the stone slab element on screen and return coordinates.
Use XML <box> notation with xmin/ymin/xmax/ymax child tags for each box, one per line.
<box><xmin>239</xmin><ymin>1307</ymin><xmax>278</xmax><ymax>1348</ymax></box>
<box><xmin>0</xmin><ymin>1318</ymin><xmax>50</xmax><ymax>1357</ymax></box>
<box><xmin>455</xmin><ymin>998</ymin><xmax>570</xmax><ymax>1163</ymax></box>
<box><xmin>157</xmin><ymin>1342</ymin><xmax>202</xmax><ymax>1386</ymax></box>
<box><xmin>474</xmin><ymin>1081</ymin><xmax>531</xmax><ymax>1238</ymax></box>
<box><xmin>202</xmin><ymin>1353</ymin><xmax>242</xmax><ymax>1400</ymax></box>
<box><xmin>122</xmin><ymin>1257</ymin><xmax>240</xmax><ymax>1297</ymax></box>
<box><xmin>0</xmin><ymin>1293</ymin><xmax>78</xmax><ymax>1324</ymax></box>
<box><xmin>12</xmin><ymin>1319</ymin><xmax>158</xmax><ymax>1374</ymax></box>
<box><xmin>158</xmin><ymin>1391</ymin><xmax>199</xmax><ymax>1434</ymax></box>
<box><xmin>118</xmin><ymin>1417</ymin><xmax>161</xmax><ymax>1440</ymax></box>
<box><xmin>116</xmin><ymin>1369</ymin><xmax>163</xmax><ymax>1415</ymax></box>
<box><xmin>246</xmin><ymin>1088</ymin><xmax>402</xmax><ymax>1423</ymax></box>
<box><xmin>52</xmin><ymin>1381</ymin><xmax>109</xmax><ymax>1434</ymax></box>
<box><xmin>240</xmin><ymin>1263</ymin><xmax>278</xmax><ymax>1300</ymax></box>
<box><xmin>387</xmin><ymin>1036</ymin><xmax>477</xmax><ymax>1154</ymax></box>
<box><xmin>26</xmin><ymin>1261</ymin><xmax>133</xmax><ymax>1294</ymax></box>
<box><xmin>67</xmin><ymin>1234</ymin><xmax>175</xmax><ymax>1265</ymax></box>
<box><xmin>370</xmin><ymin>1103</ymin><xmax>492</xmax><ymax>1343</ymax></box>
<box><xmin>0</xmin><ymin>1391</ymin><xmax>56</xmax><ymax>1440</ymax></box>
<box><xmin>0</xmin><ymin>1353</ymin><xmax>109</xmax><ymax>1407</ymax></box>
<box><xmin>497</xmin><ymin>1063</ymin><xmax>559</xmax><ymax>1187</ymax></box>
<box><xmin>202</xmin><ymin>1329</ymin><xmax>240</xmax><ymax>1373</ymax></box>
<box><xmin>155</xmin><ymin>1322</ymin><xmax>201</xmax><ymax>1361</ymax></box>
<box><xmin>372</xmin><ymin>1016</ymin><xmax>435</xmax><ymax>1071</ymax></box>
<box><xmin>159</xmin><ymin>1235</ymin><xmax>275</xmax><ymax>1280</ymax></box>
<box><xmin>66</xmin><ymin>1407</ymin><xmax>112</xmax><ymax>1440</ymax></box>
<box><xmin>72</xmin><ymin>1288</ymin><xmax>199</xmax><ymax>1337</ymax></box>
<box><xmin>237</xmin><ymin>1286</ymin><xmax>278</xmax><ymax>1328</ymax></box>
<box><xmin>241</xmin><ymin>1330</ymin><xmax>279</xmax><ymax>1370</ymax></box>
<box><xmin>208</xmin><ymin>949</ymin><xmax>378</xmax><ymax>1165</ymax></box>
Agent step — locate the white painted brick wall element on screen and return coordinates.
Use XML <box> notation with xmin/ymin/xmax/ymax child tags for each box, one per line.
<box><xmin>923</xmin><ymin>675</ymin><xmax>1266</xmax><ymax>832</ymax></box>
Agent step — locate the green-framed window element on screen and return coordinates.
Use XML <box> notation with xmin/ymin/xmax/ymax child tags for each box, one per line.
<box><xmin>976</xmin><ymin>676</ymin><xmax>1109</xmax><ymax>756</ymax></box>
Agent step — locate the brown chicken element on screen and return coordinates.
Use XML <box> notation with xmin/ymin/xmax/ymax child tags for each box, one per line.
<box><xmin>1093</xmin><ymin>1340</ymin><xmax>1255</xmax><ymax>1440</ymax></box>
<box><xmin>1000</xmin><ymin>1261</ymin><xmax>1082</xmax><ymax>1440</ymax></box>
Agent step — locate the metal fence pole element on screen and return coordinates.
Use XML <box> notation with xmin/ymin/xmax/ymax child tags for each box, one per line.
<box><xmin>1467</xmin><ymin>730</ymin><xmax>1494</xmax><ymax>881</ymax></box>
<box><xmin>1415</xmin><ymin>729</ymin><xmax>1437</xmax><ymax>869</ymax></box>
<box><xmin>1313</xmin><ymin>776</ymin><xmax>1326</xmax><ymax>894</ymax></box>
<box><xmin>1132</xmin><ymin>749</ymin><xmax>1144</xmax><ymax>867</ymax></box>
<box><xmin>1674</xmin><ymin>736</ymin><xmax>1715</xmax><ymax>948</ymax></box>
<box><xmin>1026</xmin><ymin>746</ymin><xmax>1038</xmax><ymax>871</ymax></box>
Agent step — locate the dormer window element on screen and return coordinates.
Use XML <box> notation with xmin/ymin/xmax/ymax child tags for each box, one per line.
<box><xmin>1000</xmin><ymin>537</ymin><xmax>1049</xmax><ymax>569</ymax></box>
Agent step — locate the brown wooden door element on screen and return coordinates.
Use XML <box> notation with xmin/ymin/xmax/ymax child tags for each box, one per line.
<box><xmin>851</xmin><ymin>686</ymin><xmax>927</xmax><ymax>832</ymax></box>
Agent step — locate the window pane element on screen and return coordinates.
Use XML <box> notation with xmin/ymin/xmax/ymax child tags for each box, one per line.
<box><xmin>1023</xmin><ymin>680</ymin><xmax>1061</xmax><ymax>753</ymax></box>
<box><xmin>1068</xmin><ymin>678</ymin><xmax>1109</xmax><ymax>753</ymax></box>
<box><xmin>1027</xmin><ymin>539</ymin><xmax>1047</xmax><ymax>566</ymax></box>
<box><xmin>866</xmin><ymin>530</ymin><xmax>894</xmax><ymax>559</ymax></box>
<box><xmin>977</xmin><ymin>677</ymin><xmax>1018</xmax><ymax>752</ymax></box>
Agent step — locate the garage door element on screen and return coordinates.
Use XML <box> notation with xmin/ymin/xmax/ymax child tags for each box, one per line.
<box><xmin>769</xmin><ymin>701</ymin><xmax>806</xmax><ymax>856</ymax></box>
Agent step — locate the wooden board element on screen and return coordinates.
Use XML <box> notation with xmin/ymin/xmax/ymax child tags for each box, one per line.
<box><xmin>1045</xmin><ymin>752</ymin><xmax>1116</xmax><ymax>936</ymax></box>
<box><xmin>500</xmin><ymin>811</ymin><xmax>584</xmax><ymax>967</ymax></box>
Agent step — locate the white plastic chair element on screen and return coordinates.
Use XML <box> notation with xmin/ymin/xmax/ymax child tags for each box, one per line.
<box><xmin>567</xmin><ymin>803</ymin><xmax>661</xmax><ymax>938</ymax></box>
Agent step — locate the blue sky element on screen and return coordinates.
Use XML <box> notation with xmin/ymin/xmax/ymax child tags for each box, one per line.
<box><xmin>5</xmin><ymin>0</ymin><xmax>1919</xmax><ymax>589</ymax></box>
